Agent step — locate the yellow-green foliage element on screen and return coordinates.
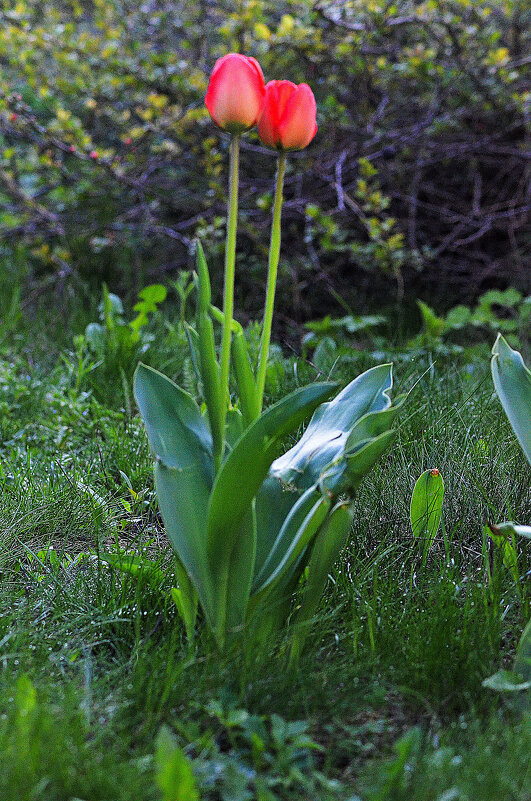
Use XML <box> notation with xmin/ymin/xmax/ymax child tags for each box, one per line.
<box><xmin>0</xmin><ymin>1</ymin><xmax>527</xmax><ymax>313</ymax></box>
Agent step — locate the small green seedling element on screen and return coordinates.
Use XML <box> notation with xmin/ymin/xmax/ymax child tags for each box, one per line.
<box><xmin>410</xmin><ymin>468</ymin><xmax>444</xmax><ymax>564</ymax></box>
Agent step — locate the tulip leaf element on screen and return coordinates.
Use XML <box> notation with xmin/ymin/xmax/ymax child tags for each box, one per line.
<box><xmin>171</xmin><ymin>558</ymin><xmax>198</xmax><ymax>642</ymax></box>
<box><xmin>271</xmin><ymin>364</ymin><xmax>393</xmax><ymax>491</ymax></box>
<box><xmin>195</xmin><ymin>242</ymin><xmax>224</xmax><ymax>464</ymax></box>
<box><xmin>207</xmin><ymin>381</ymin><xmax>335</xmax><ymax>640</ymax></box>
<box><xmin>254</xmin><ymin>365</ymin><xmax>402</xmax><ymax>602</ymax></box>
<box><xmin>289</xmin><ymin>502</ymin><xmax>353</xmax><ymax>666</ymax></box>
<box><xmin>252</xmin><ymin>485</ymin><xmax>322</xmax><ymax>593</ymax></box>
<box><xmin>491</xmin><ymin>334</ymin><xmax>531</xmax><ymax>465</ymax></box>
<box><xmin>133</xmin><ymin>363</ymin><xmax>213</xmax><ymax>471</ymax></box>
<box><xmin>410</xmin><ymin>469</ymin><xmax>444</xmax><ymax>555</ymax></box>
<box><xmin>482</xmin><ymin>670</ymin><xmax>531</xmax><ymax>692</ymax></box>
<box><xmin>254</xmin><ymin>475</ymin><xmax>305</xmax><ymax>581</ymax></box>
<box><xmin>207</xmin><ymin>382</ymin><xmax>335</xmax><ymax>565</ymax></box>
<box><xmin>252</xmin><ymin>491</ymin><xmax>331</xmax><ymax>597</ymax></box>
<box><xmin>134</xmin><ymin>363</ymin><xmax>215</xmax><ymax>626</ymax></box>
<box><xmin>155</xmin><ymin>463</ymin><xmax>214</xmax><ymax>629</ymax></box>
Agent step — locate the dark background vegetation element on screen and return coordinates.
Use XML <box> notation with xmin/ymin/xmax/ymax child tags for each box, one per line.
<box><xmin>0</xmin><ymin>0</ymin><xmax>529</xmax><ymax>334</ymax></box>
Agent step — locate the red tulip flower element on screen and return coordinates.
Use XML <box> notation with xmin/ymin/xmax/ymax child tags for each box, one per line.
<box><xmin>258</xmin><ymin>80</ymin><xmax>317</xmax><ymax>151</ymax></box>
<box><xmin>205</xmin><ymin>53</ymin><xmax>265</xmax><ymax>134</ymax></box>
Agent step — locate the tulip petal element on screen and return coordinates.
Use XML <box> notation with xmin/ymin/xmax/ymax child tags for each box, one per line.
<box><xmin>258</xmin><ymin>80</ymin><xmax>298</xmax><ymax>148</ymax></box>
<box><xmin>247</xmin><ymin>56</ymin><xmax>265</xmax><ymax>85</ymax></box>
<box><xmin>205</xmin><ymin>54</ymin><xmax>265</xmax><ymax>133</ymax></box>
<box><xmin>277</xmin><ymin>83</ymin><xmax>317</xmax><ymax>150</ymax></box>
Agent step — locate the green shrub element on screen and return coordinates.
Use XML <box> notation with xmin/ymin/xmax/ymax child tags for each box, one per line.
<box><xmin>0</xmin><ymin>0</ymin><xmax>527</xmax><ymax>321</ymax></box>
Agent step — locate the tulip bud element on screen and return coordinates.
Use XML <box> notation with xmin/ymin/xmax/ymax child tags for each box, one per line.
<box><xmin>205</xmin><ymin>53</ymin><xmax>265</xmax><ymax>134</ymax></box>
<box><xmin>258</xmin><ymin>80</ymin><xmax>317</xmax><ymax>151</ymax></box>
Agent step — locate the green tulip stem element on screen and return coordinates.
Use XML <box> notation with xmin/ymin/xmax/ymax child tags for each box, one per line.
<box><xmin>256</xmin><ymin>151</ymin><xmax>286</xmax><ymax>412</ymax></box>
<box><xmin>219</xmin><ymin>134</ymin><xmax>240</xmax><ymax>455</ymax></box>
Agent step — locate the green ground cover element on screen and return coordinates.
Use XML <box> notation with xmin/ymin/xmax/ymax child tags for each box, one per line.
<box><xmin>0</xmin><ymin>297</ymin><xmax>529</xmax><ymax>800</ymax></box>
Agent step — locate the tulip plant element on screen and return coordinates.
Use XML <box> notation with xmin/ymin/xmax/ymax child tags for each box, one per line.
<box><xmin>134</xmin><ymin>54</ymin><xmax>403</xmax><ymax>657</ymax></box>
<box><xmin>482</xmin><ymin>335</ymin><xmax>531</xmax><ymax>693</ymax></box>
<box><xmin>486</xmin><ymin>335</ymin><xmax>531</xmax><ymax>546</ymax></box>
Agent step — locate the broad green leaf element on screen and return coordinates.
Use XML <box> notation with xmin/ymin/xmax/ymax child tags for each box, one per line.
<box><xmin>410</xmin><ymin>469</ymin><xmax>444</xmax><ymax>552</ymax></box>
<box><xmin>252</xmin><ymin>492</ymin><xmax>331</xmax><ymax>597</ymax></box>
<box><xmin>232</xmin><ymin>324</ymin><xmax>259</xmax><ymax>427</ymax></box>
<box><xmin>134</xmin><ymin>363</ymin><xmax>213</xmax><ymax>470</ymax></box>
<box><xmin>134</xmin><ymin>363</ymin><xmax>216</xmax><ymax>626</ymax></box>
<box><xmin>137</xmin><ymin>283</ymin><xmax>167</xmax><ymax>306</ymax></box>
<box><xmin>255</xmin><ymin>368</ymin><xmax>401</xmax><ymax>587</ymax></box>
<box><xmin>252</xmin><ymin>364</ymin><xmax>401</xmax><ymax>636</ymax></box>
<box><xmin>289</xmin><ymin>502</ymin><xmax>353</xmax><ymax>665</ymax></box>
<box><xmin>271</xmin><ymin>364</ymin><xmax>396</xmax><ymax>492</ymax></box>
<box><xmin>155</xmin><ymin>462</ymin><xmax>214</xmax><ymax>630</ymax></box>
<box><xmin>207</xmin><ymin>382</ymin><xmax>335</xmax><ymax>641</ymax></box>
<box><xmin>254</xmin><ymin>475</ymin><xmax>304</xmax><ymax>580</ymax></box>
<box><xmin>155</xmin><ymin>725</ymin><xmax>199</xmax><ymax>801</ymax></box>
<box><xmin>207</xmin><ymin>382</ymin><xmax>335</xmax><ymax>565</ymax></box>
<box><xmin>482</xmin><ymin>670</ymin><xmax>531</xmax><ymax>692</ymax></box>
<box><xmin>252</xmin><ymin>486</ymin><xmax>321</xmax><ymax>593</ymax></box>
<box><xmin>491</xmin><ymin>334</ymin><xmax>531</xmax><ymax>465</ymax></box>
<box><xmin>171</xmin><ymin>558</ymin><xmax>198</xmax><ymax>642</ymax></box>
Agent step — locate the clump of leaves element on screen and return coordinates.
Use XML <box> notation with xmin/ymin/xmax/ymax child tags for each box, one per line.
<box><xmin>412</xmin><ymin>289</ymin><xmax>530</xmax><ymax>352</ymax></box>
<box><xmin>81</xmin><ymin>282</ymin><xmax>167</xmax><ymax>409</ymax></box>
<box><xmin>158</xmin><ymin>701</ymin><xmax>340</xmax><ymax>801</ymax></box>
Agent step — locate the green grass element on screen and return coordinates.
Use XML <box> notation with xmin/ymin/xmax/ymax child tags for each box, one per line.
<box><xmin>0</xmin><ymin>301</ymin><xmax>529</xmax><ymax>800</ymax></box>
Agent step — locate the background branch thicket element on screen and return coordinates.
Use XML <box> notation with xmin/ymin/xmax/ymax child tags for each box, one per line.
<box><xmin>0</xmin><ymin>0</ymin><xmax>529</xmax><ymax>325</ymax></box>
